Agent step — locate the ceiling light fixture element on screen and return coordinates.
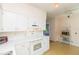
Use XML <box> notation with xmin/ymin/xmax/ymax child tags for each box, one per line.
<box><xmin>53</xmin><ymin>3</ymin><xmax>59</xmax><ymax>8</ymax></box>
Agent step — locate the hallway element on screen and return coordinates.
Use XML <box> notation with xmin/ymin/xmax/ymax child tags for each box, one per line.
<box><xmin>43</xmin><ymin>41</ymin><xmax>79</xmax><ymax>55</ymax></box>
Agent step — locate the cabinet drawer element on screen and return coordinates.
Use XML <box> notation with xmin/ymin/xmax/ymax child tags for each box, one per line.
<box><xmin>27</xmin><ymin>32</ymin><xmax>43</xmax><ymax>41</ymax></box>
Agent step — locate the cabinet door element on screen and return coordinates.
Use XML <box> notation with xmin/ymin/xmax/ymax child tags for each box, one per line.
<box><xmin>15</xmin><ymin>42</ymin><xmax>30</xmax><ymax>55</ymax></box>
<box><xmin>3</xmin><ymin>11</ymin><xmax>28</xmax><ymax>31</ymax></box>
<box><xmin>27</xmin><ymin>31</ymin><xmax>43</xmax><ymax>41</ymax></box>
<box><xmin>15</xmin><ymin>14</ymin><xmax>28</xmax><ymax>31</ymax></box>
<box><xmin>36</xmin><ymin>13</ymin><xmax>46</xmax><ymax>30</ymax></box>
<box><xmin>33</xmin><ymin>14</ymin><xmax>46</xmax><ymax>30</ymax></box>
<box><xmin>15</xmin><ymin>43</ymin><xmax>26</xmax><ymax>55</ymax></box>
<box><xmin>43</xmin><ymin>36</ymin><xmax>49</xmax><ymax>52</ymax></box>
<box><xmin>28</xmin><ymin>11</ymin><xmax>46</xmax><ymax>30</ymax></box>
<box><xmin>3</xmin><ymin>11</ymin><xmax>17</xmax><ymax>31</ymax></box>
<box><xmin>0</xmin><ymin>8</ymin><xmax>2</xmax><ymax>31</ymax></box>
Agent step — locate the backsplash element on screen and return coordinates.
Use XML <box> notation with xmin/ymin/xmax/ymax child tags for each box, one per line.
<box><xmin>0</xmin><ymin>32</ymin><xmax>26</xmax><ymax>44</ymax></box>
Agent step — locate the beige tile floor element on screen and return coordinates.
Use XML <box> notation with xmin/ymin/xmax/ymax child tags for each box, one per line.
<box><xmin>43</xmin><ymin>41</ymin><xmax>79</xmax><ymax>55</ymax></box>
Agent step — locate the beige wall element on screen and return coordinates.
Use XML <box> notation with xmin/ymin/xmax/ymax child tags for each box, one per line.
<box><xmin>53</xmin><ymin>15</ymin><xmax>63</xmax><ymax>41</ymax></box>
<box><xmin>47</xmin><ymin>8</ymin><xmax>79</xmax><ymax>47</ymax></box>
<box><xmin>54</xmin><ymin>9</ymin><xmax>79</xmax><ymax>47</ymax></box>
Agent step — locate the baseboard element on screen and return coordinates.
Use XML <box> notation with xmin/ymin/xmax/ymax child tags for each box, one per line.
<box><xmin>59</xmin><ymin>40</ymin><xmax>79</xmax><ymax>47</ymax></box>
<box><xmin>70</xmin><ymin>43</ymin><xmax>79</xmax><ymax>47</ymax></box>
<box><xmin>50</xmin><ymin>40</ymin><xmax>58</xmax><ymax>42</ymax></box>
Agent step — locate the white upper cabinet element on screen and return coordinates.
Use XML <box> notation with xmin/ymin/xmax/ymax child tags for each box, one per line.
<box><xmin>0</xmin><ymin>6</ymin><xmax>3</xmax><ymax>31</ymax></box>
<box><xmin>2</xmin><ymin>11</ymin><xmax>17</xmax><ymax>31</ymax></box>
<box><xmin>15</xmin><ymin>14</ymin><xmax>28</xmax><ymax>31</ymax></box>
<box><xmin>29</xmin><ymin>8</ymin><xmax>46</xmax><ymax>30</ymax></box>
<box><xmin>2</xmin><ymin>11</ymin><xmax>29</xmax><ymax>32</ymax></box>
<box><xmin>0</xmin><ymin>4</ymin><xmax>46</xmax><ymax>32</ymax></box>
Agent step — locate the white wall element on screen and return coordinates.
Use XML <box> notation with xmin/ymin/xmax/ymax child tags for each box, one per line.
<box><xmin>54</xmin><ymin>9</ymin><xmax>79</xmax><ymax>47</ymax></box>
<box><xmin>69</xmin><ymin>10</ymin><xmax>79</xmax><ymax>47</ymax></box>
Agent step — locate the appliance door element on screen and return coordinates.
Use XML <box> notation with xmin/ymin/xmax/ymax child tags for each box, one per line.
<box><xmin>30</xmin><ymin>39</ymin><xmax>44</xmax><ymax>55</ymax></box>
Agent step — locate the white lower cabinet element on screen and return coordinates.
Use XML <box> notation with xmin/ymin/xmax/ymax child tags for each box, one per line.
<box><xmin>15</xmin><ymin>42</ymin><xmax>30</xmax><ymax>55</ymax></box>
<box><xmin>15</xmin><ymin>39</ymin><xmax>46</xmax><ymax>55</ymax></box>
<box><xmin>14</xmin><ymin>35</ymin><xmax>49</xmax><ymax>55</ymax></box>
<box><xmin>27</xmin><ymin>31</ymin><xmax>43</xmax><ymax>41</ymax></box>
<box><xmin>43</xmin><ymin>36</ymin><xmax>49</xmax><ymax>52</ymax></box>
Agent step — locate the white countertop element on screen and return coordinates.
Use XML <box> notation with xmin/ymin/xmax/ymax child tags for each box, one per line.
<box><xmin>0</xmin><ymin>38</ymin><xmax>27</xmax><ymax>55</ymax></box>
<box><xmin>0</xmin><ymin>40</ymin><xmax>16</xmax><ymax>55</ymax></box>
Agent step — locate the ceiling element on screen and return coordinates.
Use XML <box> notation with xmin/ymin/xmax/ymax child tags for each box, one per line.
<box><xmin>30</xmin><ymin>3</ymin><xmax>79</xmax><ymax>18</ymax></box>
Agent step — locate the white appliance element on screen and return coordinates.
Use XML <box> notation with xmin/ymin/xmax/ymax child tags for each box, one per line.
<box><xmin>30</xmin><ymin>39</ymin><xmax>44</xmax><ymax>55</ymax></box>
